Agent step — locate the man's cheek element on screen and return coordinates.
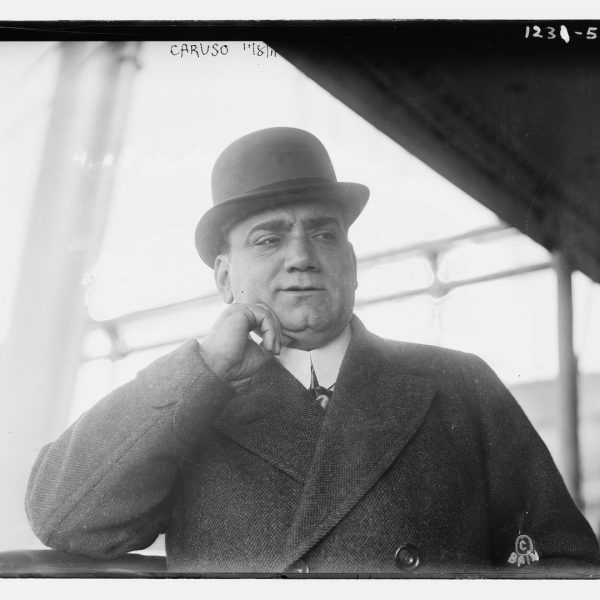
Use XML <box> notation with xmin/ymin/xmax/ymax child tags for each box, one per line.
<box><xmin>232</xmin><ymin>283</ymin><xmax>263</xmax><ymax>304</ymax></box>
<box><xmin>271</xmin><ymin>301</ymin><xmax>314</xmax><ymax>330</ymax></box>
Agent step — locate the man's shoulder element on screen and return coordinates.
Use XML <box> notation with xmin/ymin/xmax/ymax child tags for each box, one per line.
<box><xmin>368</xmin><ymin>331</ymin><xmax>484</xmax><ymax>376</ymax></box>
<box><xmin>362</xmin><ymin>332</ymin><xmax>522</xmax><ymax>433</ymax></box>
<box><xmin>353</xmin><ymin>317</ymin><xmax>504</xmax><ymax>396</ymax></box>
<box><xmin>361</xmin><ymin>326</ymin><xmax>511</xmax><ymax>399</ymax></box>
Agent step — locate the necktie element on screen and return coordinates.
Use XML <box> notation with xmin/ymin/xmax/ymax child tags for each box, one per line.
<box><xmin>310</xmin><ymin>362</ymin><xmax>334</xmax><ymax>410</ymax></box>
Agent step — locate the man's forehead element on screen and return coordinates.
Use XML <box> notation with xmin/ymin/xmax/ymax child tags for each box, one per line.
<box><xmin>228</xmin><ymin>201</ymin><xmax>345</xmax><ymax>236</ymax></box>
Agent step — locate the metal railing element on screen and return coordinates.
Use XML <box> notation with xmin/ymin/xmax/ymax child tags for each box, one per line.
<box><xmin>84</xmin><ymin>223</ymin><xmax>551</xmax><ymax>360</ymax></box>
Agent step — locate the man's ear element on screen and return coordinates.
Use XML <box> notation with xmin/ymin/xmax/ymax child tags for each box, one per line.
<box><xmin>214</xmin><ymin>254</ymin><xmax>234</xmax><ymax>304</ymax></box>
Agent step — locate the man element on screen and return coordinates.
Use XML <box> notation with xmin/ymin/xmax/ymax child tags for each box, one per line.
<box><xmin>26</xmin><ymin>127</ymin><xmax>600</xmax><ymax>575</ymax></box>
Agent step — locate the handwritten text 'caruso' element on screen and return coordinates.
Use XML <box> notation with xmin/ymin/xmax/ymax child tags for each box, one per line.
<box><xmin>169</xmin><ymin>43</ymin><xmax>277</xmax><ymax>58</ymax></box>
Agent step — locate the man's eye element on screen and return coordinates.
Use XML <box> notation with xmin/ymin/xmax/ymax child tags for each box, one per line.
<box><xmin>313</xmin><ymin>231</ymin><xmax>336</xmax><ymax>241</ymax></box>
<box><xmin>255</xmin><ymin>235</ymin><xmax>281</xmax><ymax>246</ymax></box>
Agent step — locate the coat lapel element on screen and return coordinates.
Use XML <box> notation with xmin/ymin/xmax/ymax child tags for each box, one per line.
<box><xmin>283</xmin><ymin>317</ymin><xmax>437</xmax><ymax>563</ymax></box>
<box><xmin>213</xmin><ymin>358</ymin><xmax>324</xmax><ymax>484</ymax></box>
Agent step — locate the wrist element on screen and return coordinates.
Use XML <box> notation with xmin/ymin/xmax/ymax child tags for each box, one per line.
<box><xmin>196</xmin><ymin>339</ymin><xmax>233</xmax><ymax>382</ymax></box>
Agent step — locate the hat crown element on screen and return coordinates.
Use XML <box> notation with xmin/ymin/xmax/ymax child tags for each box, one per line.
<box><xmin>211</xmin><ymin>127</ymin><xmax>337</xmax><ymax>205</ymax></box>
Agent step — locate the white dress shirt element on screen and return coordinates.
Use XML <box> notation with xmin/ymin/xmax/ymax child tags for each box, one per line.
<box><xmin>275</xmin><ymin>325</ymin><xmax>351</xmax><ymax>389</ymax></box>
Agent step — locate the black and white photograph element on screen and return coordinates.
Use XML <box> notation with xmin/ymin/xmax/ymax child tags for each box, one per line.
<box><xmin>0</xmin><ymin>19</ymin><xmax>599</xmax><ymax>580</ymax></box>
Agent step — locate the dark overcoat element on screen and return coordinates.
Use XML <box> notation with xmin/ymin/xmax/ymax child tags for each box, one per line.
<box><xmin>25</xmin><ymin>318</ymin><xmax>600</xmax><ymax>575</ymax></box>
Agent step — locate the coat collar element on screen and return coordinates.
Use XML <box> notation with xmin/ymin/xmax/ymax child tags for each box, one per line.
<box><xmin>213</xmin><ymin>316</ymin><xmax>437</xmax><ymax>566</ymax></box>
<box><xmin>213</xmin><ymin>355</ymin><xmax>325</xmax><ymax>484</ymax></box>
<box><xmin>282</xmin><ymin>316</ymin><xmax>437</xmax><ymax>563</ymax></box>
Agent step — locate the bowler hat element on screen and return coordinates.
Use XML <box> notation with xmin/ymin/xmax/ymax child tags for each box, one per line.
<box><xmin>195</xmin><ymin>127</ymin><xmax>369</xmax><ymax>266</ymax></box>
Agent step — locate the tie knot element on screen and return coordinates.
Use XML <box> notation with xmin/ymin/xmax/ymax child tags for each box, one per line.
<box><xmin>310</xmin><ymin>362</ymin><xmax>334</xmax><ymax>410</ymax></box>
<box><xmin>312</xmin><ymin>386</ymin><xmax>333</xmax><ymax>410</ymax></box>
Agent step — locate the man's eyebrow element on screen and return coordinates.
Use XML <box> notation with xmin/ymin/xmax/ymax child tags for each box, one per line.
<box><xmin>305</xmin><ymin>216</ymin><xmax>343</xmax><ymax>229</ymax></box>
<box><xmin>247</xmin><ymin>219</ymin><xmax>293</xmax><ymax>237</ymax></box>
<box><xmin>246</xmin><ymin>215</ymin><xmax>344</xmax><ymax>239</ymax></box>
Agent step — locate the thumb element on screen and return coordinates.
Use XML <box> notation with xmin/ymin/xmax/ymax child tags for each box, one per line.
<box><xmin>258</xmin><ymin>340</ymin><xmax>278</xmax><ymax>358</ymax></box>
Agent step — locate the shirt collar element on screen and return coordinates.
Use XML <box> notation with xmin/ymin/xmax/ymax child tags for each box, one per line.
<box><xmin>275</xmin><ymin>325</ymin><xmax>351</xmax><ymax>389</ymax></box>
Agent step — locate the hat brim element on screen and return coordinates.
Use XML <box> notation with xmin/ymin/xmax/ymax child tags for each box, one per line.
<box><xmin>195</xmin><ymin>180</ymin><xmax>369</xmax><ymax>267</ymax></box>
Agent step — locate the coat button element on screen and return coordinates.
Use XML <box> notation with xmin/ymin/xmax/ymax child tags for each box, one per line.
<box><xmin>394</xmin><ymin>544</ymin><xmax>420</xmax><ymax>571</ymax></box>
<box><xmin>285</xmin><ymin>559</ymin><xmax>310</xmax><ymax>574</ymax></box>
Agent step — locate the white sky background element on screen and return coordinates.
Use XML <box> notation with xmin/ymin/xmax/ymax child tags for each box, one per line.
<box><xmin>0</xmin><ymin>42</ymin><xmax>60</xmax><ymax>342</ymax></box>
<box><xmin>1</xmin><ymin>40</ymin><xmax>599</xmax><ymax>421</ymax></box>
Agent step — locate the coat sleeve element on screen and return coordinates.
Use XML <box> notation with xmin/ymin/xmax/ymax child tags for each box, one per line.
<box><xmin>25</xmin><ymin>340</ymin><xmax>235</xmax><ymax>559</ymax></box>
<box><xmin>465</xmin><ymin>354</ymin><xmax>600</xmax><ymax>571</ymax></box>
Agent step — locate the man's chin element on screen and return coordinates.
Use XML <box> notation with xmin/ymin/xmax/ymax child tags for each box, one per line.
<box><xmin>278</xmin><ymin>315</ymin><xmax>347</xmax><ymax>351</ymax></box>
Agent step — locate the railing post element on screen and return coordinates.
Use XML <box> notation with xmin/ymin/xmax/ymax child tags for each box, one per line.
<box><xmin>553</xmin><ymin>250</ymin><xmax>582</xmax><ymax>507</ymax></box>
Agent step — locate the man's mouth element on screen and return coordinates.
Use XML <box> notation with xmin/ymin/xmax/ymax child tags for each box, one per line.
<box><xmin>281</xmin><ymin>286</ymin><xmax>325</xmax><ymax>292</ymax></box>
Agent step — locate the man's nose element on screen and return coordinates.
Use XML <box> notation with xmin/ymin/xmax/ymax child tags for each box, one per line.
<box><xmin>284</xmin><ymin>235</ymin><xmax>319</xmax><ymax>271</ymax></box>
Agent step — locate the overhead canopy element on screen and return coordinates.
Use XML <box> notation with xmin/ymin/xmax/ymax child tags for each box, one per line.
<box><xmin>269</xmin><ymin>21</ymin><xmax>600</xmax><ymax>283</ymax></box>
<box><xmin>6</xmin><ymin>21</ymin><xmax>599</xmax><ymax>281</ymax></box>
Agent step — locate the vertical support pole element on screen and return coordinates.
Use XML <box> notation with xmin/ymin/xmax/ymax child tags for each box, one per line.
<box><xmin>427</xmin><ymin>250</ymin><xmax>443</xmax><ymax>346</ymax></box>
<box><xmin>553</xmin><ymin>250</ymin><xmax>582</xmax><ymax>508</ymax></box>
<box><xmin>0</xmin><ymin>41</ymin><xmax>140</xmax><ymax>550</ymax></box>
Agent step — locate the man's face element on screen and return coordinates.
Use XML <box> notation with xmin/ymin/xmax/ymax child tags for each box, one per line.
<box><xmin>214</xmin><ymin>200</ymin><xmax>357</xmax><ymax>350</ymax></box>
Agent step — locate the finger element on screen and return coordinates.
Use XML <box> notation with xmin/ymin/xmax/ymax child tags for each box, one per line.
<box><xmin>280</xmin><ymin>334</ymin><xmax>293</xmax><ymax>347</ymax></box>
<box><xmin>253</xmin><ymin>303</ymin><xmax>284</xmax><ymax>354</ymax></box>
<box><xmin>259</xmin><ymin>302</ymin><xmax>293</xmax><ymax>354</ymax></box>
<box><xmin>245</xmin><ymin>304</ymin><xmax>280</xmax><ymax>355</ymax></box>
<box><xmin>280</xmin><ymin>326</ymin><xmax>297</xmax><ymax>347</ymax></box>
<box><xmin>262</xmin><ymin>310</ymin><xmax>279</xmax><ymax>354</ymax></box>
<box><xmin>257</xmin><ymin>340</ymin><xmax>275</xmax><ymax>362</ymax></box>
